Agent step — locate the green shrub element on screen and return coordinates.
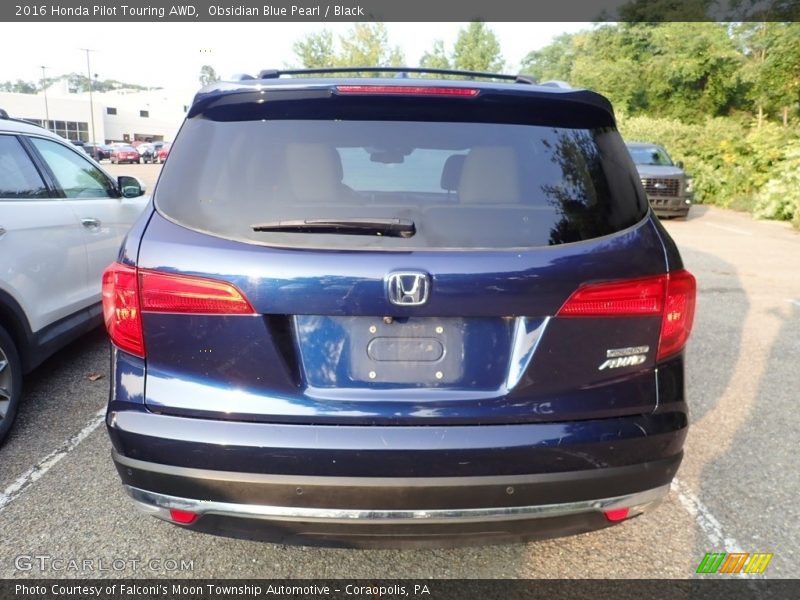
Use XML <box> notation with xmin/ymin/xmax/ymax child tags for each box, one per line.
<box><xmin>753</xmin><ymin>144</ymin><xmax>800</xmax><ymax>223</ymax></box>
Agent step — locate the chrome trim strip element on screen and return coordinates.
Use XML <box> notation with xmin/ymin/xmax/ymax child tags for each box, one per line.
<box><xmin>125</xmin><ymin>484</ymin><xmax>669</xmax><ymax>525</ymax></box>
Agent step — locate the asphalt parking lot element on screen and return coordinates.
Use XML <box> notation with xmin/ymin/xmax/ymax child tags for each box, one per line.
<box><xmin>1</xmin><ymin>163</ymin><xmax>798</xmax><ymax>578</ymax></box>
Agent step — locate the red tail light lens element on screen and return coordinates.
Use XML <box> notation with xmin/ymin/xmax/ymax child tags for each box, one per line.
<box><xmin>658</xmin><ymin>270</ymin><xmax>696</xmax><ymax>360</ymax></box>
<box><xmin>557</xmin><ymin>275</ymin><xmax>666</xmax><ymax>317</ymax></box>
<box><xmin>557</xmin><ymin>270</ymin><xmax>696</xmax><ymax>361</ymax></box>
<box><xmin>336</xmin><ymin>85</ymin><xmax>479</xmax><ymax>97</ymax></box>
<box><xmin>102</xmin><ymin>263</ymin><xmax>144</xmax><ymax>358</ymax></box>
<box><xmin>139</xmin><ymin>269</ymin><xmax>255</xmax><ymax>315</ymax></box>
<box><xmin>101</xmin><ymin>263</ymin><xmax>256</xmax><ymax>357</ymax></box>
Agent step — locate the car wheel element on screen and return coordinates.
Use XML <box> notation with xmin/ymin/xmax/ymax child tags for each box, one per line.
<box><xmin>0</xmin><ymin>324</ymin><xmax>23</xmax><ymax>445</ymax></box>
<box><xmin>137</xmin><ymin>158</ymin><xmax>141</xmax><ymax>164</ymax></box>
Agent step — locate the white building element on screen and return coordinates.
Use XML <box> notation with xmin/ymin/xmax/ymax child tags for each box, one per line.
<box><xmin>0</xmin><ymin>81</ymin><xmax>192</xmax><ymax>144</ymax></box>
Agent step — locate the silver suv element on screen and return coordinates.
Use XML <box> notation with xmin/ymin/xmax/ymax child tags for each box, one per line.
<box><xmin>0</xmin><ymin>110</ymin><xmax>149</xmax><ymax>443</ymax></box>
<box><xmin>626</xmin><ymin>142</ymin><xmax>692</xmax><ymax>219</ymax></box>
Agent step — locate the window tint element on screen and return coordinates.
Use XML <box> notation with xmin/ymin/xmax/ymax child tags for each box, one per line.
<box><xmin>30</xmin><ymin>137</ymin><xmax>115</xmax><ymax>199</ymax></box>
<box><xmin>156</xmin><ymin>118</ymin><xmax>647</xmax><ymax>250</ymax></box>
<box><xmin>0</xmin><ymin>135</ymin><xmax>49</xmax><ymax>199</ymax></box>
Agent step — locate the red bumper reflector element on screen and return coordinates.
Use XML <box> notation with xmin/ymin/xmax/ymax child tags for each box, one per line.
<box><xmin>336</xmin><ymin>85</ymin><xmax>479</xmax><ymax>97</ymax></box>
<box><xmin>169</xmin><ymin>509</ymin><xmax>198</xmax><ymax>524</ymax></box>
<box><xmin>603</xmin><ymin>508</ymin><xmax>630</xmax><ymax>522</ymax></box>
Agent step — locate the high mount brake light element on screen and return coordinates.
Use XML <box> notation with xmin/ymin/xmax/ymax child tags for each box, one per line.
<box><xmin>335</xmin><ymin>85</ymin><xmax>479</xmax><ymax>97</ymax></box>
<box><xmin>101</xmin><ymin>263</ymin><xmax>256</xmax><ymax>357</ymax></box>
<box><xmin>557</xmin><ymin>270</ymin><xmax>696</xmax><ymax>361</ymax></box>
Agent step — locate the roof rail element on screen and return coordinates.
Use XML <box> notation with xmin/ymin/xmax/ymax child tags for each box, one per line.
<box><xmin>539</xmin><ymin>80</ymin><xmax>572</xmax><ymax>89</ymax></box>
<box><xmin>255</xmin><ymin>67</ymin><xmax>536</xmax><ymax>85</ymax></box>
<box><xmin>0</xmin><ymin>110</ymin><xmax>52</xmax><ymax>131</ymax></box>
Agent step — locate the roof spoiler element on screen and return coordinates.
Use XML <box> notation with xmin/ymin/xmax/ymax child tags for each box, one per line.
<box><xmin>249</xmin><ymin>67</ymin><xmax>537</xmax><ymax>85</ymax></box>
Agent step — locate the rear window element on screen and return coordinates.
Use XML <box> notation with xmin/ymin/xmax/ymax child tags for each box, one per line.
<box><xmin>156</xmin><ymin>116</ymin><xmax>647</xmax><ymax>250</ymax></box>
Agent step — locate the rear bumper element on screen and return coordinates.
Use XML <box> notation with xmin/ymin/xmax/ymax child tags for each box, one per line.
<box><xmin>649</xmin><ymin>196</ymin><xmax>691</xmax><ymax>216</ymax></box>
<box><xmin>108</xmin><ymin>409</ymin><xmax>684</xmax><ymax>547</ymax></box>
<box><xmin>122</xmin><ymin>476</ymin><xmax>670</xmax><ymax>548</ymax></box>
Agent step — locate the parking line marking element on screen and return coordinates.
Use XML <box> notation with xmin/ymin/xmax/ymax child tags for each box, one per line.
<box><xmin>671</xmin><ymin>477</ymin><xmax>760</xmax><ymax>578</ymax></box>
<box><xmin>704</xmin><ymin>223</ymin><xmax>753</xmax><ymax>236</ymax></box>
<box><xmin>0</xmin><ymin>408</ymin><xmax>105</xmax><ymax>514</ymax></box>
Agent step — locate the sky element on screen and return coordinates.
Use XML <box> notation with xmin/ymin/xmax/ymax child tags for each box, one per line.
<box><xmin>0</xmin><ymin>22</ymin><xmax>591</xmax><ymax>92</ymax></box>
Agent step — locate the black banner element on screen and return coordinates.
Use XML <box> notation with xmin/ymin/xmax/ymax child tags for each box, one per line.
<box><xmin>3</xmin><ymin>580</ymin><xmax>800</xmax><ymax>600</ymax></box>
<box><xmin>2</xmin><ymin>0</ymin><xmax>799</xmax><ymax>22</ymax></box>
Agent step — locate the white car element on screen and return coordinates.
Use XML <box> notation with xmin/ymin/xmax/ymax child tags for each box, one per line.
<box><xmin>0</xmin><ymin>110</ymin><xmax>149</xmax><ymax>443</ymax></box>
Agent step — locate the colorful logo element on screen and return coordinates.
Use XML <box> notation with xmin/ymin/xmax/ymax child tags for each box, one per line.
<box><xmin>696</xmin><ymin>552</ymin><xmax>773</xmax><ymax>574</ymax></box>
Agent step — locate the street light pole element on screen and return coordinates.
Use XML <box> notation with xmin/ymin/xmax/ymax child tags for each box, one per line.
<box><xmin>79</xmin><ymin>48</ymin><xmax>96</xmax><ymax>144</ymax></box>
<box><xmin>40</xmin><ymin>66</ymin><xmax>50</xmax><ymax>130</ymax></box>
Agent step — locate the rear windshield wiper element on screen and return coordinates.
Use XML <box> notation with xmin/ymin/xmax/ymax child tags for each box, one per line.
<box><xmin>252</xmin><ymin>218</ymin><xmax>416</xmax><ymax>238</ymax></box>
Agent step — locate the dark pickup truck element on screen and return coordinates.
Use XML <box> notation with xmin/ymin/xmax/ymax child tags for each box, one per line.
<box><xmin>626</xmin><ymin>142</ymin><xmax>692</xmax><ymax>218</ymax></box>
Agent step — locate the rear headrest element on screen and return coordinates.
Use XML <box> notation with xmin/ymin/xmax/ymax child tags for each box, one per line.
<box><xmin>286</xmin><ymin>143</ymin><xmax>344</xmax><ymax>202</ymax></box>
<box><xmin>440</xmin><ymin>154</ymin><xmax>466</xmax><ymax>192</ymax></box>
<box><xmin>458</xmin><ymin>146</ymin><xmax>520</xmax><ymax>204</ymax></box>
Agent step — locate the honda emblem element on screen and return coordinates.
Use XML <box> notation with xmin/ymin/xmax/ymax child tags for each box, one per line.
<box><xmin>386</xmin><ymin>272</ymin><xmax>430</xmax><ymax>306</ymax></box>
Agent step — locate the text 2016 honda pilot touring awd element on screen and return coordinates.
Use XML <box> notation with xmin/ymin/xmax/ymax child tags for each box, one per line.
<box><xmin>103</xmin><ymin>68</ymin><xmax>695</xmax><ymax>548</ymax></box>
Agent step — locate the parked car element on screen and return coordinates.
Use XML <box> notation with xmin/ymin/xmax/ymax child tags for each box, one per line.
<box><xmin>103</xmin><ymin>69</ymin><xmax>696</xmax><ymax>547</ymax></box>
<box><xmin>137</xmin><ymin>143</ymin><xmax>155</xmax><ymax>163</ymax></box>
<box><xmin>110</xmin><ymin>145</ymin><xmax>141</xmax><ymax>164</ymax></box>
<box><xmin>155</xmin><ymin>142</ymin><xmax>170</xmax><ymax>163</ymax></box>
<box><xmin>150</xmin><ymin>141</ymin><xmax>168</xmax><ymax>160</ymax></box>
<box><xmin>626</xmin><ymin>142</ymin><xmax>693</xmax><ymax>219</ymax></box>
<box><xmin>82</xmin><ymin>143</ymin><xmax>112</xmax><ymax>162</ymax></box>
<box><xmin>0</xmin><ymin>109</ymin><xmax>149</xmax><ymax>444</ymax></box>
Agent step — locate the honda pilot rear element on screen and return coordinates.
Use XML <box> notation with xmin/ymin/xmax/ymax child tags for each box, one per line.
<box><xmin>103</xmin><ymin>68</ymin><xmax>695</xmax><ymax>547</ymax></box>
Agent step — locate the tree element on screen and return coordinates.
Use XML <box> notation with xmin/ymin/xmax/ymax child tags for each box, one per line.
<box><xmin>292</xmin><ymin>24</ymin><xmax>404</xmax><ymax>72</ymax></box>
<box><xmin>199</xmin><ymin>65</ymin><xmax>220</xmax><ymax>87</ymax></box>
<box><xmin>339</xmin><ymin>23</ymin><xmax>404</xmax><ymax>67</ymax></box>
<box><xmin>292</xmin><ymin>30</ymin><xmax>336</xmax><ymax>68</ymax></box>
<box><xmin>420</xmin><ymin>40</ymin><xmax>452</xmax><ymax>71</ymax></box>
<box><xmin>0</xmin><ymin>73</ymin><xmax>150</xmax><ymax>94</ymax></box>
<box><xmin>452</xmin><ymin>22</ymin><xmax>504</xmax><ymax>73</ymax></box>
<box><xmin>737</xmin><ymin>23</ymin><xmax>800</xmax><ymax>126</ymax></box>
<box><xmin>521</xmin><ymin>22</ymin><xmax>749</xmax><ymax>121</ymax></box>
<box><xmin>568</xmin><ymin>25</ymin><xmax>651</xmax><ymax>115</ymax></box>
<box><xmin>0</xmin><ymin>79</ymin><xmax>37</xmax><ymax>93</ymax></box>
<box><xmin>521</xmin><ymin>33</ymin><xmax>578</xmax><ymax>82</ymax></box>
<box><xmin>643</xmin><ymin>23</ymin><xmax>746</xmax><ymax>120</ymax></box>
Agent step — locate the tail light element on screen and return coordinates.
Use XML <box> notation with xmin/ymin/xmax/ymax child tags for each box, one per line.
<box><xmin>139</xmin><ymin>269</ymin><xmax>255</xmax><ymax>314</ymax></box>
<box><xmin>657</xmin><ymin>270</ymin><xmax>696</xmax><ymax>360</ymax></box>
<box><xmin>336</xmin><ymin>85</ymin><xmax>479</xmax><ymax>97</ymax></box>
<box><xmin>102</xmin><ymin>263</ymin><xmax>144</xmax><ymax>357</ymax></box>
<box><xmin>101</xmin><ymin>263</ymin><xmax>256</xmax><ymax>357</ymax></box>
<box><xmin>557</xmin><ymin>270</ymin><xmax>696</xmax><ymax>361</ymax></box>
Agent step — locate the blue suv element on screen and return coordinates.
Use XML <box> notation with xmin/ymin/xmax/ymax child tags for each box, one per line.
<box><xmin>102</xmin><ymin>68</ymin><xmax>695</xmax><ymax>547</ymax></box>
